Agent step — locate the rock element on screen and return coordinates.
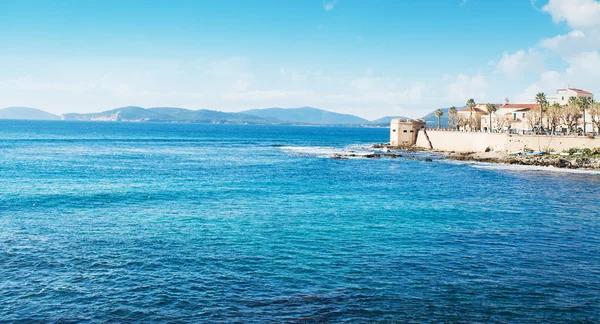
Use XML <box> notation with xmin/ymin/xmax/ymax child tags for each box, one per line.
<box><xmin>331</xmin><ymin>154</ymin><xmax>348</xmax><ymax>160</ymax></box>
<box><xmin>424</xmin><ymin>158</ymin><xmax>433</xmax><ymax>162</ymax></box>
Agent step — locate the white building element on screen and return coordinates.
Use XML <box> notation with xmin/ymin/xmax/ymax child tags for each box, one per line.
<box><xmin>547</xmin><ymin>88</ymin><xmax>594</xmax><ymax>105</ymax></box>
<box><xmin>547</xmin><ymin>88</ymin><xmax>595</xmax><ymax>133</ymax></box>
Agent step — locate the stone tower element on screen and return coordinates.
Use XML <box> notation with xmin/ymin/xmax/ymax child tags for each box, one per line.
<box><xmin>389</xmin><ymin>119</ymin><xmax>426</xmax><ymax>147</ymax></box>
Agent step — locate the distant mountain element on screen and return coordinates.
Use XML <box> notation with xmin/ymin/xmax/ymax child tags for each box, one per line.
<box><xmin>62</xmin><ymin>106</ymin><xmax>268</xmax><ymax>123</ymax></box>
<box><xmin>421</xmin><ymin>106</ymin><xmax>465</xmax><ymax>128</ymax></box>
<box><xmin>147</xmin><ymin>107</ymin><xmax>268</xmax><ymax>122</ymax></box>
<box><xmin>369</xmin><ymin>116</ymin><xmax>410</xmax><ymax>125</ymax></box>
<box><xmin>241</xmin><ymin>107</ymin><xmax>369</xmax><ymax>125</ymax></box>
<box><xmin>0</xmin><ymin>107</ymin><xmax>60</xmax><ymax>120</ymax></box>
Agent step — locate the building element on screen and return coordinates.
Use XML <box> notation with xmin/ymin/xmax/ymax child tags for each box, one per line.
<box><xmin>456</xmin><ymin>105</ymin><xmax>491</xmax><ymax>131</ymax></box>
<box><xmin>547</xmin><ymin>88</ymin><xmax>595</xmax><ymax>133</ymax></box>
<box><xmin>492</xmin><ymin>102</ymin><xmax>541</xmax><ymax>132</ymax></box>
<box><xmin>457</xmin><ymin>101</ymin><xmax>541</xmax><ymax>132</ymax></box>
<box><xmin>547</xmin><ymin>88</ymin><xmax>594</xmax><ymax>105</ymax></box>
<box><xmin>390</xmin><ymin>118</ymin><xmax>426</xmax><ymax>146</ymax></box>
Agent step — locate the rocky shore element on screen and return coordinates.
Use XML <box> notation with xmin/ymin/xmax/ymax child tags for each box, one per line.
<box><xmin>445</xmin><ymin>151</ymin><xmax>600</xmax><ymax>169</ymax></box>
<box><xmin>333</xmin><ymin>144</ymin><xmax>600</xmax><ymax>170</ymax></box>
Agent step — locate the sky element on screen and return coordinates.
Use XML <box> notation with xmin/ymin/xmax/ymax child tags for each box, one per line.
<box><xmin>0</xmin><ymin>0</ymin><xmax>599</xmax><ymax>119</ymax></box>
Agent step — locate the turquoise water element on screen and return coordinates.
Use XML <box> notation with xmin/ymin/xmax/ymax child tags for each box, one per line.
<box><xmin>1</xmin><ymin>120</ymin><xmax>599</xmax><ymax>322</ymax></box>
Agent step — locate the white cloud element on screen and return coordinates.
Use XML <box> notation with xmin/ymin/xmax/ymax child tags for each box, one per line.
<box><xmin>515</xmin><ymin>70</ymin><xmax>563</xmax><ymax>103</ymax></box>
<box><xmin>539</xmin><ymin>30</ymin><xmax>594</xmax><ymax>57</ymax></box>
<box><xmin>565</xmin><ymin>50</ymin><xmax>600</xmax><ymax>81</ymax></box>
<box><xmin>495</xmin><ymin>49</ymin><xmax>543</xmax><ymax>76</ymax></box>
<box><xmin>323</xmin><ymin>0</ymin><xmax>338</xmax><ymax>11</ymax></box>
<box><xmin>446</xmin><ymin>74</ymin><xmax>487</xmax><ymax>103</ymax></box>
<box><xmin>542</xmin><ymin>0</ymin><xmax>600</xmax><ymax>31</ymax></box>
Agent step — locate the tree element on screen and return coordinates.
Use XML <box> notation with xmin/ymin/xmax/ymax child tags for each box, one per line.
<box><xmin>535</xmin><ymin>92</ymin><xmax>548</xmax><ymax>133</ymax></box>
<box><xmin>457</xmin><ymin>116</ymin><xmax>468</xmax><ymax>131</ymax></box>
<box><xmin>471</xmin><ymin>112</ymin><xmax>483</xmax><ymax>131</ymax></box>
<box><xmin>588</xmin><ymin>101</ymin><xmax>600</xmax><ymax>134</ymax></box>
<box><xmin>434</xmin><ymin>109</ymin><xmax>444</xmax><ymax>129</ymax></box>
<box><xmin>466</xmin><ymin>98</ymin><xmax>476</xmax><ymax>130</ymax></box>
<box><xmin>448</xmin><ymin>106</ymin><xmax>458</xmax><ymax>129</ymax></box>
<box><xmin>546</xmin><ymin>103</ymin><xmax>562</xmax><ymax>134</ymax></box>
<box><xmin>526</xmin><ymin>110</ymin><xmax>541</xmax><ymax>131</ymax></box>
<box><xmin>495</xmin><ymin>114</ymin><xmax>509</xmax><ymax>132</ymax></box>
<box><xmin>577</xmin><ymin>96</ymin><xmax>591</xmax><ymax>133</ymax></box>
<box><xmin>563</xmin><ymin>97</ymin><xmax>582</xmax><ymax>134</ymax></box>
<box><xmin>485</xmin><ymin>103</ymin><xmax>497</xmax><ymax>132</ymax></box>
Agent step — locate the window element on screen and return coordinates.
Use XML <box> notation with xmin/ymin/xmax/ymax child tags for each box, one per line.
<box><xmin>392</xmin><ymin>129</ymin><xmax>396</xmax><ymax>132</ymax></box>
<box><xmin>403</xmin><ymin>130</ymin><xmax>408</xmax><ymax>133</ymax></box>
<box><xmin>522</xmin><ymin>113</ymin><xmax>525</xmax><ymax>118</ymax></box>
<box><xmin>409</xmin><ymin>130</ymin><xmax>414</xmax><ymax>133</ymax></box>
<box><xmin>513</xmin><ymin>113</ymin><xmax>516</xmax><ymax>120</ymax></box>
<box><xmin>562</xmin><ymin>96</ymin><xmax>564</xmax><ymax>100</ymax></box>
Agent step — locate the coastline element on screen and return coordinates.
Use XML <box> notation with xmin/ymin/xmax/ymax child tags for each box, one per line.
<box><xmin>444</xmin><ymin>151</ymin><xmax>600</xmax><ymax>170</ymax></box>
<box><xmin>365</xmin><ymin>144</ymin><xmax>600</xmax><ymax>170</ymax></box>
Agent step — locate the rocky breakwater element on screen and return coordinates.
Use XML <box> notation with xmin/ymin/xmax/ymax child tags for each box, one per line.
<box><xmin>330</xmin><ymin>144</ymin><xmax>436</xmax><ymax>162</ymax></box>
<box><xmin>447</xmin><ymin>152</ymin><xmax>600</xmax><ymax>170</ymax></box>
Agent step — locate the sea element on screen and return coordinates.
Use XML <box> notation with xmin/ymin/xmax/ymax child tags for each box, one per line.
<box><xmin>1</xmin><ymin>120</ymin><xmax>599</xmax><ymax>323</ymax></box>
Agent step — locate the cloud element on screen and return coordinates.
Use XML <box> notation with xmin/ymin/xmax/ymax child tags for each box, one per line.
<box><xmin>323</xmin><ymin>0</ymin><xmax>338</xmax><ymax>11</ymax></box>
<box><xmin>515</xmin><ymin>70</ymin><xmax>563</xmax><ymax>102</ymax></box>
<box><xmin>565</xmin><ymin>50</ymin><xmax>600</xmax><ymax>80</ymax></box>
<box><xmin>542</xmin><ymin>0</ymin><xmax>600</xmax><ymax>31</ymax></box>
<box><xmin>539</xmin><ymin>30</ymin><xmax>598</xmax><ymax>57</ymax></box>
<box><xmin>446</xmin><ymin>74</ymin><xmax>487</xmax><ymax>103</ymax></box>
<box><xmin>495</xmin><ymin>49</ymin><xmax>543</xmax><ymax>76</ymax></box>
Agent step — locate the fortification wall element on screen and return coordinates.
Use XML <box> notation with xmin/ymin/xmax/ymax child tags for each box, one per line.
<box><xmin>415</xmin><ymin>130</ymin><xmax>600</xmax><ymax>152</ymax></box>
<box><xmin>416</xmin><ymin>130</ymin><xmax>506</xmax><ymax>152</ymax></box>
<box><xmin>504</xmin><ymin>135</ymin><xmax>600</xmax><ymax>152</ymax></box>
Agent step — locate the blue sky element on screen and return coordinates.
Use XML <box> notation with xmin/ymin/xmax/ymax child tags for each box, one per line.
<box><xmin>0</xmin><ymin>0</ymin><xmax>598</xmax><ymax>119</ymax></box>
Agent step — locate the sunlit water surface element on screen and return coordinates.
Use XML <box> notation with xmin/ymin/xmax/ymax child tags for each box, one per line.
<box><xmin>1</xmin><ymin>121</ymin><xmax>599</xmax><ymax>322</ymax></box>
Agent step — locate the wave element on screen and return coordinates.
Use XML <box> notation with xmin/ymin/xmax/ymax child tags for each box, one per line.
<box><xmin>278</xmin><ymin>145</ymin><xmax>376</xmax><ymax>158</ymax></box>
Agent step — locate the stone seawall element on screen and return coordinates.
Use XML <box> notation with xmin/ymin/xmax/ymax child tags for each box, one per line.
<box><xmin>416</xmin><ymin>130</ymin><xmax>600</xmax><ymax>152</ymax></box>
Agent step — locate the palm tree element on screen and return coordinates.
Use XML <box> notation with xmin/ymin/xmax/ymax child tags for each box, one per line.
<box><xmin>577</xmin><ymin>96</ymin><xmax>591</xmax><ymax>134</ymax></box>
<box><xmin>535</xmin><ymin>92</ymin><xmax>548</xmax><ymax>133</ymax></box>
<box><xmin>434</xmin><ymin>109</ymin><xmax>444</xmax><ymax>129</ymax></box>
<box><xmin>466</xmin><ymin>98</ymin><xmax>476</xmax><ymax>130</ymax></box>
<box><xmin>448</xmin><ymin>106</ymin><xmax>458</xmax><ymax>129</ymax></box>
<box><xmin>485</xmin><ymin>103</ymin><xmax>497</xmax><ymax>132</ymax></box>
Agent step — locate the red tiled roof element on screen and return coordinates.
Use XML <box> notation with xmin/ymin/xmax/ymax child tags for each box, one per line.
<box><xmin>458</xmin><ymin>107</ymin><xmax>488</xmax><ymax>114</ymax></box>
<box><xmin>568</xmin><ymin>88</ymin><xmax>593</xmax><ymax>95</ymax></box>
<box><xmin>501</xmin><ymin>103</ymin><xmax>541</xmax><ymax>109</ymax></box>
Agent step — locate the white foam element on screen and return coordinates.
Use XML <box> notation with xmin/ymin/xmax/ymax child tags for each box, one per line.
<box><xmin>278</xmin><ymin>145</ymin><xmax>376</xmax><ymax>158</ymax></box>
<box><xmin>471</xmin><ymin>162</ymin><xmax>600</xmax><ymax>175</ymax></box>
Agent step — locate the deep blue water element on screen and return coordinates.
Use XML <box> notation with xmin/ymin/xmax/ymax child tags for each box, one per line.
<box><xmin>1</xmin><ymin>120</ymin><xmax>599</xmax><ymax>323</ymax></box>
